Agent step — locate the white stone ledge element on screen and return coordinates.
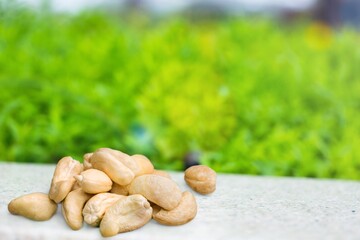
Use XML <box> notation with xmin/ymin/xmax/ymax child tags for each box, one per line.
<box><xmin>1</xmin><ymin>162</ymin><xmax>359</xmax><ymax>240</ymax></box>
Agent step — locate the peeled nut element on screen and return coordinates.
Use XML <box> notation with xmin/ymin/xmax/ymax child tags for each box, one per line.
<box><xmin>62</xmin><ymin>189</ymin><xmax>92</xmax><ymax>230</ymax></box>
<box><xmin>83</xmin><ymin>193</ymin><xmax>125</xmax><ymax>227</ymax></box>
<box><xmin>49</xmin><ymin>156</ymin><xmax>83</xmax><ymax>203</ymax></box>
<box><xmin>89</xmin><ymin>148</ymin><xmax>137</xmax><ymax>186</ymax></box>
<box><xmin>71</xmin><ymin>181</ymin><xmax>81</xmax><ymax>191</ymax></box>
<box><xmin>100</xmin><ymin>194</ymin><xmax>152</xmax><ymax>237</ymax></box>
<box><xmin>74</xmin><ymin>169</ymin><xmax>112</xmax><ymax>194</ymax></box>
<box><xmin>153</xmin><ymin>169</ymin><xmax>171</xmax><ymax>179</ymax></box>
<box><xmin>100</xmin><ymin>148</ymin><xmax>140</xmax><ymax>174</ymax></box>
<box><xmin>8</xmin><ymin>192</ymin><xmax>57</xmax><ymax>221</ymax></box>
<box><xmin>83</xmin><ymin>153</ymin><xmax>93</xmax><ymax>170</ymax></box>
<box><xmin>184</xmin><ymin>165</ymin><xmax>216</xmax><ymax>194</ymax></box>
<box><xmin>111</xmin><ymin>183</ymin><xmax>130</xmax><ymax>196</ymax></box>
<box><xmin>129</xmin><ymin>174</ymin><xmax>182</xmax><ymax>210</ymax></box>
<box><xmin>153</xmin><ymin>191</ymin><xmax>197</xmax><ymax>225</ymax></box>
<box><xmin>131</xmin><ymin>154</ymin><xmax>154</xmax><ymax>176</ymax></box>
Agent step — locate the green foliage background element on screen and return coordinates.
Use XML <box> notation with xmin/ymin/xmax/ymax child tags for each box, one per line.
<box><xmin>1</xmin><ymin>5</ymin><xmax>360</xmax><ymax>179</ymax></box>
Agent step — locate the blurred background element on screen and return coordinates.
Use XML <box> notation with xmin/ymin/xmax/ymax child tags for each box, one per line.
<box><xmin>0</xmin><ymin>0</ymin><xmax>359</xmax><ymax>179</ymax></box>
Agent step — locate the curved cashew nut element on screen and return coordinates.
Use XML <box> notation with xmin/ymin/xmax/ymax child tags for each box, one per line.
<box><xmin>83</xmin><ymin>153</ymin><xmax>93</xmax><ymax>170</ymax></box>
<box><xmin>89</xmin><ymin>148</ymin><xmax>136</xmax><ymax>186</ymax></box>
<box><xmin>153</xmin><ymin>191</ymin><xmax>197</xmax><ymax>225</ymax></box>
<box><xmin>62</xmin><ymin>189</ymin><xmax>92</xmax><ymax>230</ymax></box>
<box><xmin>83</xmin><ymin>193</ymin><xmax>125</xmax><ymax>227</ymax></box>
<box><xmin>100</xmin><ymin>194</ymin><xmax>152</xmax><ymax>237</ymax></box>
<box><xmin>129</xmin><ymin>174</ymin><xmax>182</xmax><ymax>210</ymax></box>
<box><xmin>184</xmin><ymin>165</ymin><xmax>216</xmax><ymax>194</ymax></box>
<box><xmin>131</xmin><ymin>154</ymin><xmax>154</xmax><ymax>176</ymax></box>
<box><xmin>74</xmin><ymin>169</ymin><xmax>112</xmax><ymax>194</ymax></box>
<box><xmin>49</xmin><ymin>156</ymin><xmax>83</xmax><ymax>203</ymax></box>
<box><xmin>8</xmin><ymin>192</ymin><xmax>57</xmax><ymax>221</ymax></box>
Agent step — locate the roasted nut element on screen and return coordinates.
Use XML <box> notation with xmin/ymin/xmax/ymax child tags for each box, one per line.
<box><xmin>62</xmin><ymin>189</ymin><xmax>92</xmax><ymax>230</ymax></box>
<box><xmin>129</xmin><ymin>174</ymin><xmax>182</xmax><ymax>210</ymax></box>
<box><xmin>74</xmin><ymin>169</ymin><xmax>112</xmax><ymax>194</ymax></box>
<box><xmin>89</xmin><ymin>148</ymin><xmax>136</xmax><ymax>186</ymax></box>
<box><xmin>8</xmin><ymin>192</ymin><xmax>57</xmax><ymax>221</ymax></box>
<box><xmin>110</xmin><ymin>183</ymin><xmax>130</xmax><ymax>196</ymax></box>
<box><xmin>153</xmin><ymin>169</ymin><xmax>171</xmax><ymax>179</ymax></box>
<box><xmin>153</xmin><ymin>191</ymin><xmax>197</xmax><ymax>225</ymax></box>
<box><xmin>83</xmin><ymin>193</ymin><xmax>125</xmax><ymax>227</ymax></box>
<box><xmin>184</xmin><ymin>165</ymin><xmax>216</xmax><ymax>194</ymax></box>
<box><xmin>100</xmin><ymin>194</ymin><xmax>152</xmax><ymax>237</ymax></box>
<box><xmin>49</xmin><ymin>156</ymin><xmax>83</xmax><ymax>203</ymax></box>
<box><xmin>131</xmin><ymin>154</ymin><xmax>154</xmax><ymax>176</ymax></box>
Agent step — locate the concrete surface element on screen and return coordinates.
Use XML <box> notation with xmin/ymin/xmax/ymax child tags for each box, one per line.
<box><xmin>0</xmin><ymin>162</ymin><xmax>359</xmax><ymax>240</ymax></box>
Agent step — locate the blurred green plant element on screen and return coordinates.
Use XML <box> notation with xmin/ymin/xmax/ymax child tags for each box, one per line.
<box><xmin>1</xmin><ymin>4</ymin><xmax>360</xmax><ymax>179</ymax></box>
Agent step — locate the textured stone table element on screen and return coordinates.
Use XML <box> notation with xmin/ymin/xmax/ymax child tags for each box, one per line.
<box><xmin>0</xmin><ymin>162</ymin><xmax>360</xmax><ymax>240</ymax></box>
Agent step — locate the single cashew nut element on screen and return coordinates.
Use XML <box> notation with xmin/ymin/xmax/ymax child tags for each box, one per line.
<box><xmin>131</xmin><ymin>154</ymin><xmax>154</xmax><ymax>176</ymax></box>
<box><xmin>74</xmin><ymin>169</ymin><xmax>112</xmax><ymax>194</ymax></box>
<box><xmin>100</xmin><ymin>148</ymin><xmax>140</xmax><ymax>174</ymax></box>
<box><xmin>83</xmin><ymin>193</ymin><xmax>125</xmax><ymax>227</ymax></box>
<box><xmin>152</xmin><ymin>169</ymin><xmax>171</xmax><ymax>179</ymax></box>
<box><xmin>129</xmin><ymin>174</ymin><xmax>182</xmax><ymax>210</ymax></box>
<box><xmin>49</xmin><ymin>156</ymin><xmax>83</xmax><ymax>203</ymax></box>
<box><xmin>89</xmin><ymin>148</ymin><xmax>135</xmax><ymax>186</ymax></box>
<box><xmin>184</xmin><ymin>165</ymin><xmax>216</xmax><ymax>194</ymax></box>
<box><xmin>100</xmin><ymin>194</ymin><xmax>152</xmax><ymax>237</ymax></box>
<box><xmin>110</xmin><ymin>183</ymin><xmax>130</xmax><ymax>196</ymax></box>
<box><xmin>83</xmin><ymin>153</ymin><xmax>93</xmax><ymax>170</ymax></box>
<box><xmin>153</xmin><ymin>191</ymin><xmax>197</xmax><ymax>225</ymax></box>
<box><xmin>8</xmin><ymin>192</ymin><xmax>57</xmax><ymax>221</ymax></box>
<box><xmin>62</xmin><ymin>189</ymin><xmax>92</xmax><ymax>230</ymax></box>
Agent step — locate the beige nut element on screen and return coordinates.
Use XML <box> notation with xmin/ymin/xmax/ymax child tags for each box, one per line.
<box><xmin>71</xmin><ymin>181</ymin><xmax>81</xmax><ymax>191</ymax></box>
<box><xmin>83</xmin><ymin>153</ymin><xmax>93</xmax><ymax>170</ymax></box>
<box><xmin>89</xmin><ymin>148</ymin><xmax>136</xmax><ymax>186</ymax></box>
<box><xmin>110</xmin><ymin>183</ymin><xmax>130</xmax><ymax>196</ymax></box>
<box><xmin>152</xmin><ymin>169</ymin><xmax>171</xmax><ymax>179</ymax></box>
<box><xmin>99</xmin><ymin>148</ymin><xmax>140</xmax><ymax>174</ymax></box>
<box><xmin>184</xmin><ymin>165</ymin><xmax>216</xmax><ymax>194</ymax></box>
<box><xmin>100</xmin><ymin>194</ymin><xmax>152</xmax><ymax>237</ymax></box>
<box><xmin>129</xmin><ymin>174</ymin><xmax>182</xmax><ymax>210</ymax></box>
<box><xmin>74</xmin><ymin>169</ymin><xmax>112</xmax><ymax>194</ymax></box>
<box><xmin>49</xmin><ymin>156</ymin><xmax>83</xmax><ymax>203</ymax></box>
<box><xmin>153</xmin><ymin>191</ymin><xmax>197</xmax><ymax>226</ymax></box>
<box><xmin>8</xmin><ymin>192</ymin><xmax>57</xmax><ymax>221</ymax></box>
<box><xmin>62</xmin><ymin>189</ymin><xmax>92</xmax><ymax>230</ymax></box>
<box><xmin>83</xmin><ymin>193</ymin><xmax>125</xmax><ymax>227</ymax></box>
<box><xmin>131</xmin><ymin>154</ymin><xmax>154</xmax><ymax>176</ymax></box>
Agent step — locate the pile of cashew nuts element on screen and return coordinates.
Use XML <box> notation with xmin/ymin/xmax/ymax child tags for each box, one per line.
<box><xmin>7</xmin><ymin>148</ymin><xmax>217</xmax><ymax>237</ymax></box>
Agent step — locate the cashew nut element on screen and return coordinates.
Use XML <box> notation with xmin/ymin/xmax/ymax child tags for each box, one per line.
<box><xmin>89</xmin><ymin>148</ymin><xmax>136</xmax><ymax>186</ymax></box>
<box><xmin>153</xmin><ymin>191</ymin><xmax>197</xmax><ymax>225</ymax></box>
<box><xmin>184</xmin><ymin>165</ymin><xmax>216</xmax><ymax>194</ymax></box>
<box><xmin>129</xmin><ymin>174</ymin><xmax>182</xmax><ymax>210</ymax></box>
<box><xmin>153</xmin><ymin>169</ymin><xmax>171</xmax><ymax>179</ymax></box>
<box><xmin>110</xmin><ymin>183</ymin><xmax>130</xmax><ymax>196</ymax></box>
<box><xmin>131</xmin><ymin>154</ymin><xmax>154</xmax><ymax>176</ymax></box>
<box><xmin>74</xmin><ymin>169</ymin><xmax>112</xmax><ymax>194</ymax></box>
<box><xmin>8</xmin><ymin>192</ymin><xmax>57</xmax><ymax>221</ymax></box>
<box><xmin>49</xmin><ymin>156</ymin><xmax>83</xmax><ymax>203</ymax></box>
<box><xmin>98</xmin><ymin>148</ymin><xmax>140</xmax><ymax>174</ymax></box>
<box><xmin>83</xmin><ymin>152</ymin><xmax>93</xmax><ymax>170</ymax></box>
<box><xmin>100</xmin><ymin>194</ymin><xmax>152</xmax><ymax>237</ymax></box>
<box><xmin>83</xmin><ymin>193</ymin><xmax>125</xmax><ymax>227</ymax></box>
<box><xmin>62</xmin><ymin>188</ymin><xmax>92</xmax><ymax>230</ymax></box>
